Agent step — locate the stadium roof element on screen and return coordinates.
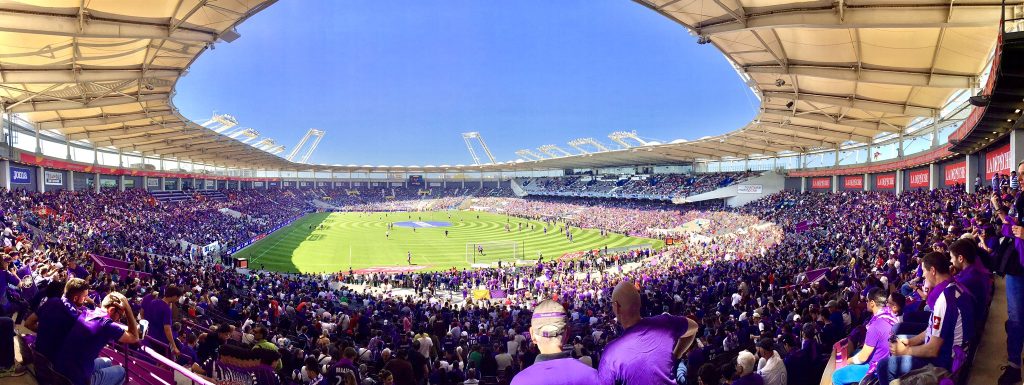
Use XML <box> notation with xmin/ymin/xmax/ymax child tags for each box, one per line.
<box><xmin>0</xmin><ymin>0</ymin><xmax>1012</xmax><ymax>172</ymax></box>
<box><xmin>0</xmin><ymin>0</ymin><xmax>293</xmax><ymax>169</ymax></box>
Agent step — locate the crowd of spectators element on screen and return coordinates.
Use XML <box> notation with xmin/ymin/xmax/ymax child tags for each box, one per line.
<box><xmin>519</xmin><ymin>171</ymin><xmax>758</xmax><ymax>200</ymax></box>
<box><xmin>0</xmin><ymin>173</ymin><xmax>1019</xmax><ymax>385</ymax></box>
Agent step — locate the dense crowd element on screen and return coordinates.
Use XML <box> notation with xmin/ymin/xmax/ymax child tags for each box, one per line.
<box><xmin>519</xmin><ymin>172</ymin><xmax>757</xmax><ymax>199</ymax></box>
<box><xmin>0</xmin><ymin>172</ymin><xmax>1019</xmax><ymax>385</ymax></box>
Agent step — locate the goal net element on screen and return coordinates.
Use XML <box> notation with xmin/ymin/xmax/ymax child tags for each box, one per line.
<box><xmin>465</xmin><ymin>241</ymin><xmax>521</xmax><ymax>266</ymax></box>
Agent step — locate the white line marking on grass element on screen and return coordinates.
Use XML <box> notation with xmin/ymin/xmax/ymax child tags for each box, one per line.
<box><xmin>250</xmin><ymin>224</ymin><xmax>301</xmax><ymax>265</ymax></box>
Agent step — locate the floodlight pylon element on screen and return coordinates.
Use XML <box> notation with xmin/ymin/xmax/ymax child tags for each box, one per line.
<box><xmin>515</xmin><ymin>149</ymin><xmax>545</xmax><ymax>161</ymax></box>
<box><xmin>298</xmin><ymin>129</ymin><xmax>325</xmax><ymax>163</ymax></box>
<box><xmin>568</xmin><ymin>138</ymin><xmax>610</xmax><ymax>153</ymax></box>
<box><xmin>538</xmin><ymin>144</ymin><xmax>572</xmax><ymax>157</ymax></box>
<box><xmin>199</xmin><ymin>113</ymin><xmax>238</xmax><ymax>133</ymax></box>
<box><xmin>608</xmin><ymin>131</ymin><xmax>648</xmax><ymax>148</ymax></box>
<box><xmin>461</xmin><ymin>132</ymin><xmax>497</xmax><ymax>165</ymax></box>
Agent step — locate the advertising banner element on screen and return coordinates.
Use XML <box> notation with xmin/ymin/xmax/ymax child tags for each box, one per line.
<box><xmin>876</xmin><ymin>174</ymin><xmax>896</xmax><ymax>189</ymax></box>
<box><xmin>811</xmin><ymin>177</ymin><xmax>831</xmax><ymax>189</ymax></box>
<box><xmin>944</xmin><ymin>161</ymin><xmax>966</xmax><ymax>186</ymax></box>
<box><xmin>736</xmin><ymin>184</ymin><xmax>763</xmax><ymax>194</ymax></box>
<box><xmin>986</xmin><ymin>143</ymin><xmax>1011</xmax><ymax>180</ymax></box>
<box><xmin>10</xmin><ymin>166</ymin><xmax>31</xmax><ymax>184</ymax></box>
<box><xmin>908</xmin><ymin>169</ymin><xmax>930</xmax><ymax>188</ymax></box>
<box><xmin>842</xmin><ymin>176</ymin><xmax>863</xmax><ymax>189</ymax></box>
<box><xmin>44</xmin><ymin>170</ymin><xmax>63</xmax><ymax>186</ymax></box>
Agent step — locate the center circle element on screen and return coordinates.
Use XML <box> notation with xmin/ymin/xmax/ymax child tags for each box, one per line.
<box><xmin>393</xmin><ymin>221</ymin><xmax>452</xmax><ymax>228</ymax></box>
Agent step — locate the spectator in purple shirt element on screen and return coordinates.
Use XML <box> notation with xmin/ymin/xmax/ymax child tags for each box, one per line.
<box><xmin>54</xmin><ymin>292</ymin><xmax>141</xmax><ymax>385</ymax></box>
<box><xmin>0</xmin><ymin>257</ymin><xmax>26</xmax><ymax>323</ymax></box>
<box><xmin>830</xmin><ymin>287</ymin><xmax>897</xmax><ymax>385</ymax></box>
<box><xmin>141</xmin><ymin>285</ymin><xmax>182</xmax><ymax>357</ymax></box>
<box><xmin>511</xmin><ymin>300</ymin><xmax>598</xmax><ymax>385</ymax></box>
<box><xmin>949</xmin><ymin>238</ymin><xmax>991</xmax><ymax>321</ymax></box>
<box><xmin>598</xmin><ymin>280</ymin><xmax>698</xmax><ymax>385</ymax></box>
<box><xmin>24</xmin><ymin>278</ymin><xmax>90</xmax><ymax>360</ymax></box>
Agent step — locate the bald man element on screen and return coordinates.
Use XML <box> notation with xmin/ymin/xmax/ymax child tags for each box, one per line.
<box><xmin>598</xmin><ymin>280</ymin><xmax>699</xmax><ymax>385</ymax></box>
<box><xmin>511</xmin><ymin>300</ymin><xmax>598</xmax><ymax>385</ymax></box>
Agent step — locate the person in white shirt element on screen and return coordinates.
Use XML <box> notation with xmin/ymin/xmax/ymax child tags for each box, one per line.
<box><xmin>417</xmin><ymin>333</ymin><xmax>433</xmax><ymax>359</ymax></box>
<box><xmin>755</xmin><ymin>338</ymin><xmax>787</xmax><ymax>385</ymax></box>
<box><xmin>494</xmin><ymin>344</ymin><xmax>513</xmax><ymax>372</ymax></box>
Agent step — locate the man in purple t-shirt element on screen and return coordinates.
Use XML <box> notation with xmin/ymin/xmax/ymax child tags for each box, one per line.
<box><xmin>141</xmin><ymin>285</ymin><xmax>182</xmax><ymax>356</ymax></box>
<box><xmin>24</xmin><ymin>278</ymin><xmax>90</xmax><ymax>360</ymax></box>
<box><xmin>511</xmin><ymin>300</ymin><xmax>598</xmax><ymax>385</ymax></box>
<box><xmin>55</xmin><ymin>292</ymin><xmax>141</xmax><ymax>385</ymax></box>
<box><xmin>598</xmin><ymin>280</ymin><xmax>698</xmax><ymax>385</ymax></box>
<box><xmin>830</xmin><ymin>287</ymin><xmax>897</xmax><ymax>385</ymax></box>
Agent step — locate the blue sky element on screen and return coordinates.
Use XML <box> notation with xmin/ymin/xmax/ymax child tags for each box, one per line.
<box><xmin>173</xmin><ymin>1</ymin><xmax>757</xmax><ymax>166</ymax></box>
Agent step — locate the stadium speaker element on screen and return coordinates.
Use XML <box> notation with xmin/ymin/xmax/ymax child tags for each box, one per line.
<box><xmin>969</xmin><ymin>95</ymin><xmax>990</xmax><ymax>107</ymax></box>
<box><xmin>785</xmin><ymin>101</ymin><xmax>795</xmax><ymax>109</ymax></box>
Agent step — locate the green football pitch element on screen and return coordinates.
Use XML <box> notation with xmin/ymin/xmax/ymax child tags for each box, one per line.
<box><xmin>235</xmin><ymin>210</ymin><xmax>662</xmax><ymax>273</ymax></box>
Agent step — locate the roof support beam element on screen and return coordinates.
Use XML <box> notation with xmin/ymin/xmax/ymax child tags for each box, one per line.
<box><xmin>722</xmin><ymin>138</ymin><xmax>792</xmax><ymax>154</ymax></box>
<box><xmin>128</xmin><ymin>137</ymin><xmax>220</xmax><ymax>153</ymax></box>
<box><xmin>659</xmin><ymin>146</ymin><xmax>722</xmax><ymax>160</ymax></box>
<box><xmin>65</xmin><ymin>122</ymin><xmax>186</xmax><ymax>141</ymax></box>
<box><xmin>185</xmin><ymin>148</ymin><xmax>261</xmax><ymax>160</ymax></box>
<box><xmin>696</xmin><ymin>4</ymin><xmax>999</xmax><ymax>36</ymax></box>
<box><xmin>762</xmin><ymin>91</ymin><xmax>938</xmax><ymax>117</ymax></box>
<box><xmin>737</xmin><ymin>131</ymin><xmax>833</xmax><ymax>147</ymax></box>
<box><xmin>94</xmin><ymin>131</ymin><xmax>204</xmax><ymax>148</ymax></box>
<box><xmin>0</xmin><ymin>9</ymin><xmax>217</xmax><ymax>43</ymax></box>
<box><xmin>0</xmin><ymin>69</ymin><xmax>180</xmax><ymax>84</ymax></box>
<box><xmin>158</xmin><ymin>143</ymin><xmax>237</xmax><ymax>158</ymax></box>
<box><xmin>757</xmin><ymin>122</ymin><xmax>875</xmax><ymax>143</ymax></box>
<box><xmin>37</xmin><ymin>110</ymin><xmax>174</xmax><ymax>130</ymax></box>
<box><xmin>746</xmin><ymin>64</ymin><xmax>976</xmax><ymax>89</ymax></box>
<box><xmin>686</xmin><ymin>141</ymin><xmax>749</xmax><ymax>158</ymax></box>
<box><xmin>4</xmin><ymin>93</ymin><xmax>168</xmax><ymax>113</ymax></box>
<box><xmin>760</xmin><ymin>109</ymin><xmax>901</xmax><ymax>133</ymax></box>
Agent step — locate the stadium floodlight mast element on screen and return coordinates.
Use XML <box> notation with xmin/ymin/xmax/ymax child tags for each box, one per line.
<box><xmin>608</xmin><ymin>131</ymin><xmax>648</xmax><ymax>148</ymax></box>
<box><xmin>253</xmin><ymin>138</ymin><xmax>276</xmax><ymax>151</ymax></box>
<box><xmin>236</xmin><ymin>129</ymin><xmax>260</xmax><ymax>143</ymax></box>
<box><xmin>567</xmin><ymin>138</ymin><xmax>610</xmax><ymax>153</ymax></box>
<box><xmin>198</xmin><ymin>113</ymin><xmax>238</xmax><ymax>134</ymax></box>
<box><xmin>515</xmin><ymin>149</ymin><xmax>545</xmax><ymax>161</ymax></box>
<box><xmin>537</xmin><ymin>144</ymin><xmax>572</xmax><ymax>157</ymax></box>
<box><xmin>461</xmin><ymin>131</ymin><xmax>497</xmax><ymax>165</ymax></box>
<box><xmin>286</xmin><ymin>129</ymin><xmax>325</xmax><ymax>163</ymax></box>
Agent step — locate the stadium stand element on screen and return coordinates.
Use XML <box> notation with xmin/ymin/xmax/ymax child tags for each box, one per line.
<box><xmin>0</xmin><ymin>1</ymin><xmax>1021</xmax><ymax>385</ymax></box>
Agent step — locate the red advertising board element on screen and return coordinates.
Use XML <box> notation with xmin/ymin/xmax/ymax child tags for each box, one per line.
<box><xmin>811</xmin><ymin>177</ymin><xmax>831</xmax><ymax>189</ymax></box>
<box><xmin>944</xmin><ymin>161</ymin><xmax>966</xmax><ymax>186</ymax></box>
<box><xmin>17</xmin><ymin>152</ymin><xmax>278</xmax><ymax>182</ymax></box>
<box><xmin>908</xmin><ymin>169</ymin><xmax>930</xmax><ymax>188</ymax></box>
<box><xmin>876</xmin><ymin>173</ymin><xmax>896</xmax><ymax>189</ymax></box>
<box><xmin>842</xmin><ymin>175</ymin><xmax>863</xmax><ymax>189</ymax></box>
<box><xmin>986</xmin><ymin>143</ymin><xmax>1011</xmax><ymax>180</ymax></box>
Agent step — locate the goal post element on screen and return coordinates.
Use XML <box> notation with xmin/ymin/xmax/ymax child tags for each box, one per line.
<box><xmin>465</xmin><ymin>240</ymin><xmax>521</xmax><ymax>266</ymax></box>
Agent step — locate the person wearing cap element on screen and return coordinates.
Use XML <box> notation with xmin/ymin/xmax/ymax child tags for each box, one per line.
<box><xmin>731</xmin><ymin>350</ymin><xmax>763</xmax><ymax>385</ymax></box>
<box><xmin>598</xmin><ymin>280</ymin><xmax>699</xmax><ymax>385</ymax></box>
<box><xmin>25</xmin><ymin>278</ymin><xmax>90</xmax><ymax>360</ymax></box>
<box><xmin>755</xmin><ymin>338</ymin><xmax>786</xmax><ymax>385</ymax></box>
<box><xmin>511</xmin><ymin>300</ymin><xmax>598</xmax><ymax>385</ymax></box>
<box><xmin>142</xmin><ymin>285</ymin><xmax>182</xmax><ymax>357</ymax></box>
